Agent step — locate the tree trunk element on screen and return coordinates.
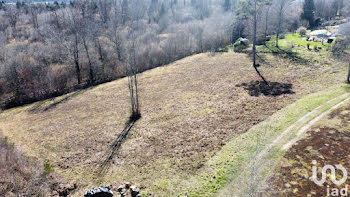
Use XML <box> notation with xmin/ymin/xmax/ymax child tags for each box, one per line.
<box><xmin>74</xmin><ymin>34</ymin><xmax>81</xmax><ymax>85</ymax></box>
<box><xmin>83</xmin><ymin>37</ymin><xmax>94</xmax><ymax>84</ymax></box>
<box><xmin>253</xmin><ymin>0</ymin><xmax>268</xmax><ymax>85</ymax></box>
<box><xmin>276</xmin><ymin>12</ymin><xmax>283</xmax><ymax>48</ymax></box>
<box><xmin>347</xmin><ymin>63</ymin><xmax>350</xmax><ymax>84</ymax></box>
<box><xmin>264</xmin><ymin>7</ymin><xmax>270</xmax><ymax>43</ymax></box>
<box><xmin>253</xmin><ymin>1</ymin><xmax>257</xmax><ymax>67</ymax></box>
<box><xmin>74</xmin><ymin>57</ymin><xmax>81</xmax><ymax>85</ymax></box>
<box><xmin>127</xmin><ymin>41</ymin><xmax>141</xmax><ymax>120</ymax></box>
<box><xmin>53</xmin><ymin>10</ymin><xmax>60</xmax><ymax>29</ymax></box>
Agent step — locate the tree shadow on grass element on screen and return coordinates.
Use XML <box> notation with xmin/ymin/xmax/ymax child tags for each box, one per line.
<box><xmin>255</xmin><ymin>53</ymin><xmax>270</xmax><ymax>65</ymax></box>
<box><xmin>236</xmin><ymin>80</ymin><xmax>295</xmax><ymax>97</ymax></box>
<box><xmin>28</xmin><ymin>90</ymin><xmax>86</xmax><ymax>113</ymax></box>
<box><xmin>99</xmin><ymin>115</ymin><xmax>141</xmax><ymax>175</ymax></box>
<box><xmin>259</xmin><ymin>45</ymin><xmax>309</xmax><ymax>65</ymax></box>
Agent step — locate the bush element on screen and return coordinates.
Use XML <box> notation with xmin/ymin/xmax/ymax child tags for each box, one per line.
<box><xmin>0</xmin><ymin>132</ymin><xmax>63</xmax><ymax>196</ymax></box>
<box><xmin>297</xmin><ymin>27</ymin><xmax>307</xmax><ymax>36</ymax></box>
<box><xmin>331</xmin><ymin>36</ymin><xmax>348</xmax><ymax>56</ymax></box>
<box><xmin>233</xmin><ymin>38</ymin><xmax>249</xmax><ymax>52</ymax></box>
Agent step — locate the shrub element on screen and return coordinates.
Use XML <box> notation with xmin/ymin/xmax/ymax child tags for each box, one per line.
<box><xmin>297</xmin><ymin>27</ymin><xmax>307</xmax><ymax>36</ymax></box>
<box><xmin>331</xmin><ymin>36</ymin><xmax>348</xmax><ymax>56</ymax></box>
<box><xmin>0</xmin><ymin>132</ymin><xmax>62</xmax><ymax>196</ymax></box>
<box><xmin>233</xmin><ymin>38</ymin><xmax>249</xmax><ymax>52</ymax></box>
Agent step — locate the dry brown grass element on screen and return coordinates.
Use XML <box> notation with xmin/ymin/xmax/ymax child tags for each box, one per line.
<box><xmin>0</xmin><ymin>51</ymin><xmax>347</xmax><ymax>196</ymax></box>
<box><xmin>0</xmin><ymin>130</ymin><xmax>57</xmax><ymax>196</ymax></box>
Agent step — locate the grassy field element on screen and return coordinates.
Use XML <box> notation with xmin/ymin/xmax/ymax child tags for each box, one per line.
<box><xmin>0</xmin><ymin>34</ymin><xmax>349</xmax><ymax>196</ymax></box>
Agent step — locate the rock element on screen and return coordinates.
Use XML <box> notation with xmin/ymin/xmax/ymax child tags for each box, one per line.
<box><xmin>125</xmin><ymin>182</ymin><xmax>131</xmax><ymax>189</ymax></box>
<box><xmin>117</xmin><ymin>185</ymin><xmax>124</xmax><ymax>192</ymax></box>
<box><xmin>233</xmin><ymin>38</ymin><xmax>249</xmax><ymax>52</ymax></box>
<box><xmin>113</xmin><ymin>182</ymin><xmax>148</xmax><ymax>197</ymax></box>
<box><xmin>130</xmin><ymin>186</ymin><xmax>140</xmax><ymax>197</ymax></box>
<box><xmin>5</xmin><ymin>192</ymin><xmax>16</xmax><ymax>197</ymax></box>
<box><xmin>66</xmin><ymin>182</ymin><xmax>77</xmax><ymax>190</ymax></box>
<box><xmin>50</xmin><ymin>191</ymin><xmax>59</xmax><ymax>197</ymax></box>
<box><xmin>84</xmin><ymin>185</ymin><xmax>113</xmax><ymax>197</ymax></box>
<box><xmin>239</xmin><ymin>38</ymin><xmax>249</xmax><ymax>46</ymax></box>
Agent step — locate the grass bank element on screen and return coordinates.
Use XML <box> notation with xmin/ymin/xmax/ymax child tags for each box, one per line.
<box><xmin>179</xmin><ymin>85</ymin><xmax>350</xmax><ymax>197</ymax></box>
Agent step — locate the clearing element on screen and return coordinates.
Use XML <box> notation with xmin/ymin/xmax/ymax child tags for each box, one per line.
<box><xmin>0</xmin><ymin>40</ymin><xmax>349</xmax><ymax>196</ymax></box>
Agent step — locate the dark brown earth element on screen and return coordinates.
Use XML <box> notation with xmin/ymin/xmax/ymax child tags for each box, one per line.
<box><xmin>269</xmin><ymin>105</ymin><xmax>350</xmax><ymax>196</ymax></box>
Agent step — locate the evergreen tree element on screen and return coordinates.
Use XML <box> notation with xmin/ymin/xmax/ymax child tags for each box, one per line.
<box><xmin>301</xmin><ymin>0</ymin><xmax>315</xmax><ymax>28</ymax></box>
<box><xmin>121</xmin><ymin>0</ymin><xmax>129</xmax><ymax>24</ymax></box>
<box><xmin>0</xmin><ymin>1</ymin><xmax>4</xmax><ymax>10</ymax></box>
<box><xmin>159</xmin><ymin>3</ymin><xmax>166</xmax><ymax>17</ymax></box>
<box><xmin>223</xmin><ymin>0</ymin><xmax>231</xmax><ymax>11</ymax></box>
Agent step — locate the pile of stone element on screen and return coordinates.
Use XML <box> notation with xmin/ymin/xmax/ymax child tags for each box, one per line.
<box><xmin>84</xmin><ymin>185</ymin><xmax>113</xmax><ymax>197</ymax></box>
<box><xmin>84</xmin><ymin>183</ymin><xmax>143</xmax><ymax>197</ymax></box>
<box><xmin>51</xmin><ymin>181</ymin><xmax>77</xmax><ymax>197</ymax></box>
<box><xmin>115</xmin><ymin>183</ymin><xmax>141</xmax><ymax>197</ymax></box>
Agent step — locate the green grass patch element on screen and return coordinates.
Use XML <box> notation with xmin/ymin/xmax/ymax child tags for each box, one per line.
<box><xmin>257</xmin><ymin>33</ymin><xmax>330</xmax><ymax>52</ymax></box>
<box><xmin>44</xmin><ymin>161</ymin><xmax>54</xmax><ymax>174</ymax></box>
<box><xmin>257</xmin><ymin>33</ymin><xmax>337</xmax><ymax>65</ymax></box>
<box><xmin>275</xmin><ymin>33</ymin><xmax>329</xmax><ymax>48</ymax></box>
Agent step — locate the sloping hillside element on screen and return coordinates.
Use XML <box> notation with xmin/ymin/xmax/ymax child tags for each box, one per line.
<box><xmin>0</xmin><ymin>50</ymin><xmax>348</xmax><ymax>196</ymax></box>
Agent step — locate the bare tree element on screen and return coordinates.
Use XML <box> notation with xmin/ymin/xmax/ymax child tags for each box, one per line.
<box><xmin>274</xmin><ymin>0</ymin><xmax>290</xmax><ymax>48</ymax></box>
<box><xmin>4</xmin><ymin>7</ymin><xmax>19</xmax><ymax>30</ymax></box>
<box><xmin>347</xmin><ymin>63</ymin><xmax>350</xmax><ymax>84</ymax></box>
<box><xmin>127</xmin><ymin>38</ymin><xmax>141</xmax><ymax>120</ymax></box>
<box><xmin>252</xmin><ymin>0</ymin><xmax>270</xmax><ymax>84</ymax></box>
<box><xmin>263</xmin><ymin>3</ymin><xmax>272</xmax><ymax>41</ymax></box>
<box><xmin>80</xmin><ymin>12</ymin><xmax>96</xmax><ymax>85</ymax></box>
<box><xmin>0</xmin><ymin>0</ymin><xmax>238</xmax><ymax>107</ymax></box>
<box><xmin>28</xmin><ymin>4</ymin><xmax>39</xmax><ymax>29</ymax></box>
<box><xmin>53</xmin><ymin>8</ymin><xmax>83</xmax><ymax>85</ymax></box>
<box><xmin>0</xmin><ymin>31</ymin><xmax>6</xmax><ymax>62</ymax></box>
<box><xmin>339</xmin><ymin>21</ymin><xmax>350</xmax><ymax>83</ymax></box>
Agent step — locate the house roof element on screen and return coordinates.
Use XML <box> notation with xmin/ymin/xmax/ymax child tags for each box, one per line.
<box><xmin>310</xmin><ymin>30</ymin><xmax>328</xmax><ymax>36</ymax></box>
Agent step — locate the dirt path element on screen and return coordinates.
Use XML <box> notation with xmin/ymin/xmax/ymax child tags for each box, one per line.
<box><xmin>251</xmin><ymin>93</ymin><xmax>350</xmax><ymax>194</ymax></box>
<box><xmin>267</xmin><ymin>95</ymin><xmax>350</xmax><ymax>196</ymax></box>
<box><xmin>281</xmin><ymin>94</ymin><xmax>350</xmax><ymax>150</ymax></box>
<box><xmin>259</xmin><ymin>92</ymin><xmax>350</xmax><ymax>159</ymax></box>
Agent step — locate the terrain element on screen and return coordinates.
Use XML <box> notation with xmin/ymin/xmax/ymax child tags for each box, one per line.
<box><xmin>0</xmin><ymin>37</ymin><xmax>349</xmax><ymax>196</ymax></box>
<box><xmin>268</xmin><ymin>98</ymin><xmax>350</xmax><ymax>196</ymax></box>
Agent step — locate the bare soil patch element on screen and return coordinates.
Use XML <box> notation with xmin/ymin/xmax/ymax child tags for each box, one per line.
<box><xmin>236</xmin><ymin>80</ymin><xmax>294</xmax><ymax>97</ymax></box>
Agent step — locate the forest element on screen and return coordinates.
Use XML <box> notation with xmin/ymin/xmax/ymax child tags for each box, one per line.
<box><xmin>0</xmin><ymin>0</ymin><xmax>348</xmax><ymax>109</ymax></box>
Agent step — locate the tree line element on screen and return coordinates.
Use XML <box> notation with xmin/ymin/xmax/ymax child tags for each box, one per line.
<box><xmin>0</xmin><ymin>0</ymin><xmax>235</xmax><ymax>108</ymax></box>
<box><xmin>0</xmin><ymin>0</ymin><xmax>349</xmax><ymax>109</ymax></box>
